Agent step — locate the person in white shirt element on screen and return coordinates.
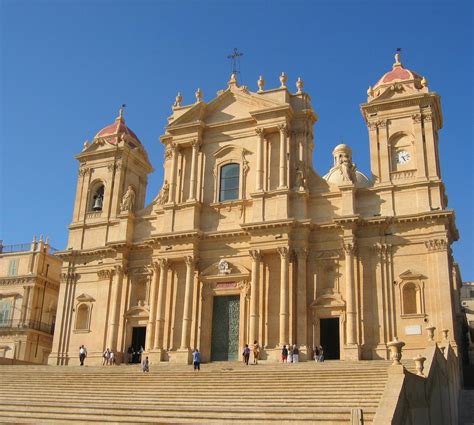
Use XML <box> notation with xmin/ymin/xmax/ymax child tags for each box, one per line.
<box><xmin>79</xmin><ymin>345</ymin><xmax>87</xmax><ymax>366</ymax></box>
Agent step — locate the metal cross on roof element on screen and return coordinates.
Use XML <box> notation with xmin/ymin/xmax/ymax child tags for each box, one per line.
<box><xmin>227</xmin><ymin>48</ymin><xmax>243</xmax><ymax>75</ymax></box>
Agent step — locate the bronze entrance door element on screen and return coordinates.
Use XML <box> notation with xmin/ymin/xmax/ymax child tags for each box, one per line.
<box><xmin>211</xmin><ymin>295</ymin><xmax>240</xmax><ymax>361</ymax></box>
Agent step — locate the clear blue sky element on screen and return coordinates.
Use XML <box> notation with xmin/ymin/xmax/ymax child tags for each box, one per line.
<box><xmin>1</xmin><ymin>0</ymin><xmax>473</xmax><ymax>279</ymax></box>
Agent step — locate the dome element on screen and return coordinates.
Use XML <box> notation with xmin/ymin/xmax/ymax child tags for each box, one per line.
<box><xmin>93</xmin><ymin>107</ymin><xmax>141</xmax><ymax>147</ymax></box>
<box><xmin>323</xmin><ymin>168</ymin><xmax>370</xmax><ymax>188</ymax></box>
<box><xmin>368</xmin><ymin>52</ymin><xmax>427</xmax><ymax>101</ymax></box>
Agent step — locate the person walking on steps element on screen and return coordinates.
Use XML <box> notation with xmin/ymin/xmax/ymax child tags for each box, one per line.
<box><xmin>281</xmin><ymin>345</ymin><xmax>288</xmax><ymax>363</ymax></box>
<box><xmin>292</xmin><ymin>344</ymin><xmax>299</xmax><ymax>363</ymax></box>
<box><xmin>192</xmin><ymin>348</ymin><xmax>201</xmax><ymax>371</ymax></box>
<box><xmin>79</xmin><ymin>345</ymin><xmax>87</xmax><ymax>366</ymax></box>
<box><xmin>142</xmin><ymin>356</ymin><xmax>149</xmax><ymax>372</ymax></box>
<box><xmin>252</xmin><ymin>340</ymin><xmax>260</xmax><ymax>365</ymax></box>
<box><xmin>243</xmin><ymin>344</ymin><xmax>250</xmax><ymax>365</ymax></box>
<box><xmin>288</xmin><ymin>345</ymin><xmax>293</xmax><ymax>363</ymax></box>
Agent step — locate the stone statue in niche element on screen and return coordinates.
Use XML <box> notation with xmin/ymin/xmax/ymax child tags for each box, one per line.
<box><xmin>120</xmin><ymin>185</ymin><xmax>136</xmax><ymax>212</ymax></box>
<box><xmin>294</xmin><ymin>166</ymin><xmax>307</xmax><ymax>191</ymax></box>
<box><xmin>154</xmin><ymin>180</ymin><xmax>170</xmax><ymax>206</ymax></box>
<box><xmin>218</xmin><ymin>259</ymin><xmax>231</xmax><ymax>275</ymax></box>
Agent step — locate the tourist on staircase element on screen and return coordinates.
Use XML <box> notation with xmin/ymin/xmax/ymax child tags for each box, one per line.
<box><xmin>79</xmin><ymin>345</ymin><xmax>87</xmax><ymax>366</ymax></box>
<box><xmin>292</xmin><ymin>344</ymin><xmax>299</xmax><ymax>363</ymax></box>
<box><xmin>192</xmin><ymin>348</ymin><xmax>201</xmax><ymax>371</ymax></box>
<box><xmin>281</xmin><ymin>345</ymin><xmax>288</xmax><ymax>363</ymax></box>
<box><xmin>142</xmin><ymin>356</ymin><xmax>149</xmax><ymax>373</ymax></box>
<box><xmin>252</xmin><ymin>340</ymin><xmax>260</xmax><ymax>364</ymax></box>
<box><xmin>288</xmin><ymin>345</ymin><xmax>293</xmax><ymax>363</ymax></box>
<box><xmin>242</xmin><ymin>344</ymin><xmax>250</xmax><ymax>365</ymax></box>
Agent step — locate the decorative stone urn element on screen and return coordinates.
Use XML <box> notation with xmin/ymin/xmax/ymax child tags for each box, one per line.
<box><xmin>414</xmin><ymin>355</ymin><xmax>427</xmax><ymax>376</ymax></box>
<box><xmin>387</xmin><ymin>337</ymin><xmax>405</xmax><ymax>365</ymax></box>
<box><xmin>425</xmin><ymin>326</ymin><xmax>436</xmax><ymax>342</ymax></box>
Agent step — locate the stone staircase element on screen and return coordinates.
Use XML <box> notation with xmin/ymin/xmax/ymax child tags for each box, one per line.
<box><xmin>0</xmin><ymin>361</ymin><xmax>396</xmax><ymax>424</ymax></box>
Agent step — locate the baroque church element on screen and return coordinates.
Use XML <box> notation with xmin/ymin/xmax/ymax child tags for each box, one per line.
<box><xmin>49</xmin><ymin>53</ymin><xmax>462</xmax><ymax>365</ymax></box>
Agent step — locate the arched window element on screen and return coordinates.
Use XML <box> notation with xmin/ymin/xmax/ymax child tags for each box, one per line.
<box><xmin>402</xmin><ymin>283</ymin><xmax>420</xmax><ymax>315</ymax></box>
<box><xmin>219</xmin><ymin>163</ymin><xmax>240</xmax><ymax>202</ymax></box>
<box><xmin>90</xmin><ymin>184</ymin><xmax>105</xmax><ymax>212</ymax></box>
<box><xmin>75</xmin><ymin>304</ymin><xmax>90</xmax><ymax>330</ymax></box>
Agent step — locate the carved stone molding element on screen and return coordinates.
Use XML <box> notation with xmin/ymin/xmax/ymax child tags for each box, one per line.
<box><xmin>278</xmin><ymin>123</ymin><xmax>288</xmax><ymax>135</ymax></box>
<box><xmin>372</xmin><ymin>243</ymin><xmax>392</xmax><ymax>255</ymax></box>
<box><xmin>255</xmin><ymin>127</ymin><xmax>264</xmax><ymax>136</ymax></box>
<box><xmin>237</xmin><ymin>280</ymin><xmax>250</xmax><ymax>299</ymax></box>
<box><xmin>425</xmin><ymin>239</ymin><xmax>448</xmax><ymax>252</ymax></box>
<box><xmin>78</xmin><ymin>167</ymin><xmax>91</xmax><ymax>177</ymax></box>
<box><xmin>0</xmin><ymin>276</ymin><xmax>37</xmax><ymax>286</ymax></box>
<box><xmin>184</xmin><ymin>255</ymin><xmax>198</xmax><ymax>268</ymax></box>
<box><xmin>412</xmin><ymin>113</ymin><xmax>423</xmax><ymax>124</ymax></box>
<box><xmin>190</xmin><ymin>138</ymin><xmax>201</xmax><ymax>149</ymax></box>
<box><xmin>60</xmin><ymin>272</ymin><xmax>79</xmax><ymax>283</ymax></box>
<box><xmin>367</xmin><ymin>121</ymin><xmax>378</xmax><ymax>130</ymax></box>
<box><xmin>377</xmin><ymin>119</ymin><xmax>388</xmax><ymax>128</ymax></box>
<box><xmin>97</xmin><ymin>269</ymin><xmax>114</xmax><ymax>280</ymax></box>
<box><xmin>312</xmin><ymin>250</ymin><xmax>343</xmax><ymax>260</ymax></box>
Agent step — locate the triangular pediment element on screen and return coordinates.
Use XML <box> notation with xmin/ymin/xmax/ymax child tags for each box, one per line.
<box><xmin>399</xmin><ymin>269</ymin><xmax>426</xmax><ymax>280</ymax></box>
<box><xmin>168</xmin><ymin>87</ymin><xmax>282</xmax><ymax>128</ymax></box>
<box><xmin>200</xmin><ymin>259</ymin><xmax>250</xmax><ymax>281</ymax></box>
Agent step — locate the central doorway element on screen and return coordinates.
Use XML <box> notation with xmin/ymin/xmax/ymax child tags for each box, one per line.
<box><xmin>211</xmin><ymin>295</ymin><xmax>240</xmax><ymax>361</ymax></box>
<box><xmin>131</xmin><ymin>326</ymin><xmax>146</xmax><ymax>363</ymax></box>
<box><xmin>320</xmin><ymin>318</ymin><xmax>340</xmax><ymax>360</ymax></box>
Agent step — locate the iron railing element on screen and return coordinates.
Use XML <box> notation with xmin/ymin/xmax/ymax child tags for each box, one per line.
<box><xmin>0</xmin><ymin>243</ymin><xmax>59</xmax><ymax>254</ymax></box>
<box><xmin>0</xmin><ymin>319</ymin><xmax>55</xmax><ymax>335</ymax></box>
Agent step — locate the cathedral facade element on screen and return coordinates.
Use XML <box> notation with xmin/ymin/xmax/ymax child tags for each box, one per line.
<box><xmin>49</xmin><ymin>54</ymin><xmax>462</xmax><ymax>365</ymax></box>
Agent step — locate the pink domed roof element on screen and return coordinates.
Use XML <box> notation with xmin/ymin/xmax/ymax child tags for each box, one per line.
<box><xmin>373</xmin><ymin>52</ymin><xmax>423</xmax><ymax>89</ymax></box>
<box><xmin>94</xmin><ymin>108</ymin><xmax>141</xmax><ymax>146</ymax></box>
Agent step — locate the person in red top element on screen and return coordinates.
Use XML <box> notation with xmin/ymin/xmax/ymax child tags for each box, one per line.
<box><xmin>281</xmin><ymin>345</ymin><xmax>288</xmax><ymax>363</ymax></box>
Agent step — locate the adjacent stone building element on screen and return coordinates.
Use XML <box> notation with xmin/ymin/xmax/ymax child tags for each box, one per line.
<box><xmin>461</xmin><ymin>281</ymin><xmax>474</xmax><ymax>363</ymax></box>
<box><xmin>0</xmin><ymin>238</ymin><xmax>61</xmax><ymax>364</ymax></box>
<box><xmin>49</xmin><ymin>53</ymin><xmax>463</xmax><ymax>365</ymax></box>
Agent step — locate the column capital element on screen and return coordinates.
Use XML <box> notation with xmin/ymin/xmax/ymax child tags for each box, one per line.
<box><xmin>190</xmin><ymin>138</ymin><xmax>201</xmax><ymax>148</ymax></box>
<box><xmin>249</xmin><ymin>249</ymin><xmax>262</xmax><ymax>261</ymax></box>
<box><xmin>255</xmin><ymin>127</ymin><xmax>265</xmax><ymax>136</ymax></box>
<box><xmin>377</xmin><ymin>119</ymin><xmax>388</xmax><ymax>128</ymax></box>
<box><xmin>425</xmin><ymin>238</ymin><xmax>448</xmax><ymax>252</ymax></box>
<box><xmin>277</xmin><ymin>246</ymin><xmax>289</xmax><ymax>259</ymax></box>
<box><xmin>278</xmin><ymin>123</ymin><xmax>288</xmax><ymax>134</ymax></box>
<box><xmin>157</xmin><ymin>258</ymin><xmax>169</xmax><ymax>269</ymax></box>
<box><xmin>295</xmin><ymin>247</ymin><xmax>308</xmax><ymax>259</ymax></box>
<box><xmin>343</xmin><ymin>242</ymin><xmax>357</xmax><ymax>255</ymax></box>
<box><xmin>184</xmin><ymin>255</ymin><xmax>197</xmax><ymax>267</ymax></box>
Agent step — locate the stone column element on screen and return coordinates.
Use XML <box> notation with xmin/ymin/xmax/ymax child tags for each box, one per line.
<box><xmin>168</xmin><ymin>143</ymin><xmax>178</xmax><ymax>204</ymax></box>
<box><xmin>180</xmin><ymin>256</ymin><xmax>195</xmax><ymax>349</ymax></box>
<box><xmin>295</xmin><ymin>248</ymin><xmax>308</xmax><ymax>347</ymax></box>
<box><xmin>412</xmin><ymin>114</ymin><xmax>428</xmax><ymax>180</ymax></box>
<box><xmin>153</xmin><ymin>258</ymin><xmax>168</xmax><ymax>349</ymax></box>
<box><xmin>249</xmin><ymin>250</ymin><xmax>261</xmax><ymax>344</ymax></box>
<box><xmin>145</xmin><ymin>262</ymin><xmax>160</xmax><ymax>351</ymax></box>
<box><xmin>344</xmin><ymin>243</ymin><xmax>357</xmax><ymax>346</ymax></box>
<box><xmin>20</xmin><ymin>286</ymin><xmax>31</xmax><ymax>326</ymax></box>
<box><xmin>188</xmin><ymin>139</ymin><xmax>200</xmax><ymax>201</ymax></box>
<box><xmin>376</xmin><ymin>120</ymin><xmax>390</xmax><ymax>183</ymax></box>
<box><xmin>255</xmin><ymin>128</ymin><xmax>264</xmax><ymax>192</ymax></box>
<box><xmin>278</xmin><ymin>124</ymin><xmax>288</xmax><ymax>189</ymax></box>
<box><xmin>107</xmin><ymin>266</ymin><xmax>124</xmax><ymax>351</ymax></box>
<box><xmin>278</xmin><ymin>247</ymin><xmax>289</xmax><ymax>346</ymax></box>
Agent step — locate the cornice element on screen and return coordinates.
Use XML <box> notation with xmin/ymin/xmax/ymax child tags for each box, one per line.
<box><xmin>240</xmin><ymin>219</ymin><xmax>295</xmax><ymax>232</ymax></box>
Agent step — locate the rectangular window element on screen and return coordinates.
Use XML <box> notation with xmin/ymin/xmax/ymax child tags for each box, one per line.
<box><xmin>470</xmin><ymin>290</ymin><xmax>474</xmax><ymax>298</ymax></box>
<box><xmin>219</xmin><ymin>163</ymin><xmax>240</xmax><ymax>202</ymax></box>
<box><xmin>0</xmin><ymin>301</ymin><xmax>12</xmax><ymax>326</ymax></box>
<box><xmin>7</xmin><ymin>259</ymin><xmax>19</xmax><ymax>276</ymax></box>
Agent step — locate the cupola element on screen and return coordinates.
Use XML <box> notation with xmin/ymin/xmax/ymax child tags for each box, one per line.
<box><xmin>93</xmin><ymin>106</ymin><xmax>142</xmax><ymax>148</ymax></box>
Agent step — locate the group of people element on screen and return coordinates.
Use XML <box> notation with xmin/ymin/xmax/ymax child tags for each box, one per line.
<box><xmin>281</xmin><ymin>344</ymin><xmax>301</xmax><ymax>363</ymax></box>
<box><xmin>242</xmin><ymin>340</ymin><xmax>260</xmax><ymax>365</ymax></box>
<box><xmin>127</xmin><ymin>345</ymin><xmax>144</xmax><ymax>364</ymax></box>
<box><xmin>313</xmin><ymin>345</ymin><xmax>325</xmax><ymax>362</ymax></box>
<box><xmin>102</xmin><ymin>348</ymin><xmax>116</xmax><ymax>365</ymax></box>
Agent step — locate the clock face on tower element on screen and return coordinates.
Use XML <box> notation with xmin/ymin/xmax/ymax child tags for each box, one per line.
<box><xmin>396</xmin><ymin>150</ymin><xmax>411</xmax><ymax>165</ymax></box>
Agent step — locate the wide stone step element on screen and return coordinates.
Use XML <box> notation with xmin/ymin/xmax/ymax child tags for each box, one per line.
<box><xmin>0</xmin><ymin>403</ymin><xmax>376</xmax><ymax>424</ymax></box>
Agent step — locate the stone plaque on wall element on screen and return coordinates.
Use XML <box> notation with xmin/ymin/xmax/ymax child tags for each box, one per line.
<box><xmin>405</xmin><ymin>325</ymin><xmax>422</xmax><ymax>335</ymax></box>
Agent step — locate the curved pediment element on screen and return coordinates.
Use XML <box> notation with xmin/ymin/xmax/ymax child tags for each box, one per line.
<box><xmin>76</xmin><ymin>293</ymin><xmax>95</xmax><ymax>303</ymax></box>
<box><xmin>200</xmin><ymin>259</ymin><xmax>250</xmax><ymax>282</ymax></box>
<box><xmin>311</xmin><ymin>292</ymin><xmax>346</xmax><ymax>309</ymax></box>
<box><xmin>124</xmin><ymin>304</ymin><xmax>150</xmax><ymax>318</ymax></box>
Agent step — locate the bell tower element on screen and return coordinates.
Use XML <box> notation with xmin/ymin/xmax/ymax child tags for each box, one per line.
<box><xmin>361</xmin><ymin>51</ymin><xmax>446</xmax><ymax>213</ymax></box>
<box><xmin>68</xmin><ymin>107</ymin><xmax>153</xmax><ymax>250</ymax></box>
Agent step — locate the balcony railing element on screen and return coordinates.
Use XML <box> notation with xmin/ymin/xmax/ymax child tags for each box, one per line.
<box><xmin>0</xmin><ymin>243</ymin><xmax>59</xmax><ymax>254</ymax></box>
<box><xmin>0</xmin><ymin>319</ymin><xmax>55</xmax><ymax>335</ymax></box>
